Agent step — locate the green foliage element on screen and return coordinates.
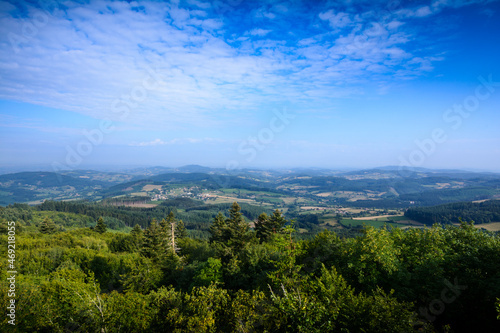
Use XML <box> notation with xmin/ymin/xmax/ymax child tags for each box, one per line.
<box><xmin>130</xmin><ymin>223</ymin><xmax>143</xmax><ymax>238</ymax></box>
<box><xmin>94</xmin><ymin>217</ymin><xmax>107</xmax><ymax>234</ymax></box>
<box><xmin>141</xmin><ymin>219</ymin><xmax>166</xmax><ymax>262</ymax></box>
<box><xmin>149</xmin><ymin>284</ymin><xmax>230</xmax><ymax>332</ymax></box>
<box><xmin>226</xmin><ymin>202</ymin><xmax>250</xmax><ymax>252</ymax></box>
<box><xmin>209</xmin><ymin>212</ymin><xmax>226</xmax><ymax>244</ymax></box>
<box><xmin>254</xmin><ymin>212</ymin><xmax>270</xmax><ymax>242</ymax></box>
<box><xmin>496</xmin><ymin>298</ymin><xmax>500</xmax><ymax>320</ymax></box>
<box><xmin>121</xmin><ymin>255</ymin><xmax>163</xmax><ymax>294</ymax></box>
<box><xmin>104</xmin><ymin>290</ymin><xmax>152</xmax><ymax>331</ymax></box>
<box><xmin>405</xmin><ymin>200</ymin><xmax>500</xmax><ymax>224</ymax></box>
<box><xmin>192</xmin><ymin>257</ymin><xmax>223</xmax><ymax>288</ymax></box>
<box><xmin>344</xmin><ymin>226</ymin><xmax>401</xmax><ymax>288</ymax></box>
<box><xmin>2</xmin><ymin>200</ymin><xmax>500</xmax><ymax>332</ymax></box>
<box><xmin>176</xmin><ymin>219</ymin><xmax>188</xmax><ymax>239</ymax></box>
<box><xmin>209</xmin><ymin>203</ymin><xmax>251</xmax><ymax>261</ymax></box>
<box><xmin>108</xmin><ymin>232</ymin><xmax>136</xmax><ymax>253</ymax></box>
<box><xmin>39</xmin><ymin>216</ymin><xmax>56</xmax><ymax>234</ymax></box>
<box><xmin>102</xmin><ymin>216</ymin><xmax>127</xmax><ymax>230</ymax></box>
<box><xmin>267</xmin><ymin>265</ymin><xmax>416</xmax><ymax>332</ymax></box>
<box><xmin>255</xmin><ymin>209</ymin><xmax>287</xmax><ymax>242</ymax></box>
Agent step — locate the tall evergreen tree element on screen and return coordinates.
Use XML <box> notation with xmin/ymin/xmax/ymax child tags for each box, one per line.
<box><xmin>255</xmin><ymin>212</ymin><xmax>270</xmax><ymax>242</ymax></box>
<box><xmin>269</xmin><ymin>209</ymin><xmax>286</xmax><ymax>234</ymax></box>
<box><xmin>39</xmin><ymin>216</ymin><xmax>56</xmax><ymax>234</ymax></box>
<box><xmin>209</xmin><ymin>212</ymin><xmax>227</xmax><ymax>245</ymax></box>
<box><xmin>209</xmin><ymin>202</ymin><xmax>250</xmax><ymax>258</ymax></box>
<box><xmin>94</xmin><ymin>217</ymin><xmax>107</xmax><ymax>234</ymax></box>
<box><xmin>176</xmin><ymin>219</ymin><xmax>188</xmax><ymax>239</ymax></box>
<box><xmin>226</xmin><ymin>202</ymin><xmax>249</xmax><ymax>251</ymax></box>
<box><xmin>130</xmin><ymin>224</ymin><xmax>143</xmax><ymax>238</ymax></box>
<box><xmin>255</xmin><ymin>210</ymin><xmax>286</xmax><ymax>242</ymax></box>
<box><xmin>141</xmin><ymin>219</ymin><xmax>165</xmax><ymax>261</ymax></box>
<box><xmin>130</xmin><ymin>224</ymin><xmax>144</xmax><ymax>249</ymax></box>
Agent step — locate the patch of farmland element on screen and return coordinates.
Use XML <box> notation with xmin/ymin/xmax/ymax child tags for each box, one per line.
<box><xmin>143</xmin><ymin>184</ymin><xmax>163</xmax><ymax>191</ymax></box>
<box><xmin>353</xmin><ymin>214</ymin><xmax>404</xmax><ymax>220</ymax></box>
<box><xmin>475</xmin><ymin>222</ymin><xmax>500</xmax><ymax>232</ymax></box>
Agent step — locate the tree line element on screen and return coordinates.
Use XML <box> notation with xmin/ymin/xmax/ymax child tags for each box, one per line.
<box><xmin>405</xmin><ymin>200</ymin><xmax>500</xmax><ymax>225</ymax></box>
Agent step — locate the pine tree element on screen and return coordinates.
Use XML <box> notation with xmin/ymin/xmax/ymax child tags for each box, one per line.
<box><xmin>94</xmin><ymin>217</ymin><xmax>107</xmax><ymax>234</ymax></box>
<box><xmin>269</xmin><ymin>209</ymin><xmax>286</xmax><ymax>234</ymax></box>
<box><xmin>176</xmin><ymin>219</ymin><xmax>188</xmax><ymax>239</ymax></box>
<box><xmin>255</xmin><ymin>212</ymin><xmax>271</xmax><ymax>242</ymax></box>
<box><xmin>141</xmin><ymin>219</ymin><xmax>165</xmax><ymax>261</ymax></box>
<box><xmin>130</xmin><ymin>224</ymin><xmax>143</xmax><ymax>238</ymax></box>
<box><xmin>130</xmin><ymin>224</ymin><xmax>144</xmax><ymax>249</ymax></box>
<box><xmin>166</xmin><ymin>211</ymin><xmax>175</xmax><ymax>224</ymax></box>
<box><xmin>210</xmin><ymin>202</ymin><xmax>248</xmax><ymax>257</ymax></box>
<box><xmin>255</xmin><ymin>209</ymin><xmax>286</xmax><ymax>242</ymax></box>
<box><xmin>255</xmin><ymin>210</ymin><xmax>286</xmax><ymax>243</ymax></box>
<box><xmin>39</xmin><ymin>216</ymin><xmax>56</xmax><ymax>234</ymax></box>
<box><xmin>209</xmin><ymin>212</ymin><xmax>226</xmax><ymax>244</ymax></box>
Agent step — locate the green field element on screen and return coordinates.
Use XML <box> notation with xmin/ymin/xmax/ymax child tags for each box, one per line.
<box><xmin>340</xmin><ymin>218</ymin><xmax>402</xmax><ymax>228</ymax></box>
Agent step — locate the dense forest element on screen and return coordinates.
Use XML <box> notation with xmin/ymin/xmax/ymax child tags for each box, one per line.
<box><xmin>405</xmin><ymin>200</ymin><xmax>500</xmax><ymax>225</ymax></box>
<box><xmin>1</xmin><ymin>199</ymin><xmax>326</xmax><ymax>237</ymax></box>
<box><xmin>1</xmin><ymin>202</ymin><xmax>500</xmax><ymax>332</ymax></box>
<box><xmin>32</xmin><ymin>199</ymin><xmax>272</xmax><ymax>238</ymax></box>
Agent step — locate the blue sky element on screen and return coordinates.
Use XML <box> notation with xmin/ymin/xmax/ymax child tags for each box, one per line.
<box><xmin>0</xmin><ymin>0</ymin><xmax>499</xmax><ymax>172</ymax></box>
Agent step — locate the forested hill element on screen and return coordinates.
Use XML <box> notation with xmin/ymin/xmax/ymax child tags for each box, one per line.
<box><xmin>33</xmin><ymin>199</ymin><xmax>273</xmax><ymax>238</ymax></box>
<box><xmin>1</xmin><ymin>202</ymin><xmax>500</xmax><ymax>332</ymax></box>
<box><xmin>0</xmin><ymin>170</ymin><xmax>141</xmax><ymax>205</ymax></box>
<box><xmin>0</xmin><ymin>172</ymin><xmax>111</xmax><ymax>205</ymax></box>
<box><xmin>405</xmin><ymin>200</ymin><xmax>500</xmax><ymax>225</ymax></box>
<box><xmin>2</xmin><ymin>167</ymin><xmax>500</xmax><ymax>209</ymax></box>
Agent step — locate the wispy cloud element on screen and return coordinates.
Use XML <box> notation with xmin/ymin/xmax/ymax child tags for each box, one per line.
<box><xmin>0</xmin><ymin>0</ymin><xmax>496</xmax><ymax>132</ymax></box>
<box><xmin>249</xmin><ymin>28</ymin><xmax>272</xmax><ymax>36</ymax></box>
<box><xmin>129</xmin><ymin>137</ymin><xmax>224</xmax><ymax>146</ymax></box>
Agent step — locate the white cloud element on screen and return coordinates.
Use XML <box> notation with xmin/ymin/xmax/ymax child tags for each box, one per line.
<box><xmin>319</xmin><ymin>10</ymin><xmax>353</xmax><ymax>28</ymax></box>
<box><xmin>131</xmin><ymin>138</ymin><xmax>168</xmax><ymax>146</ymax></box>
<box><xmin>249</xmin><ymin>28</ymin><xmax>272</xmax><ymax>36</ymax></box>
<box><xmin>255</xmin><ymin>8</ymin><xmax>277</xmax><ymax>19</ymax></box>
<box><xmin>186</xmin><ymin>0</ymin><xmax>211</xmax><ymax>10</ymax></box>
<box><xmin>130</xmin><ymin>137</ymin><xmax>223</xmax><ymax>146</ymax></box>
<box><xmin>263</xmin><ymin>11</ymin><xmax>276</xmax><ymax>19</ymax></box>
<box><xmin>0</xmin><ymin>0</ymin><xmax>456</xmax><ymax>131</ymax></box>
<box><xmin>415</xmin><ymin>6</ymin><xmax>433</xmax><ymax>17</ymax></box>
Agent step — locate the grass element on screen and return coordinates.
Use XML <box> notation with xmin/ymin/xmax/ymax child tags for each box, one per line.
<box><xmin>340</xmin><ymin>219</ymin><xmax>401</xmax><ymax>228</ymax></box>
<box><xmin>387</xmin><ymin>215</ymin><xmax>409</xmax><ymax>222</ymax></box>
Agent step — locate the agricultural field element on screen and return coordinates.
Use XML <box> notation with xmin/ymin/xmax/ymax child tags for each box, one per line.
<box><xmin>475</xmin><ymin>222</ymin><xmax>500</xmax><ymax>232</ymax></box>
<box><xmin>339</xmin><ymin>215</ymin><xmax>422</xmax><ymax>229</ymax></box>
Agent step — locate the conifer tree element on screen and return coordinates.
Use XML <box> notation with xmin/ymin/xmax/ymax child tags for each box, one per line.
<box><xmin>176</xmin><ymin>219</ymin><xmax>188</xmax><ymax>239</ymax></box>
<box><xmin>130</xmin><ymin>224</ymin><xmax>143</xmax><ymax>238</ymax></box>
<box><xmin>141</xmin><ymin>219</ymin><xmax>165</xmax><ymax>261</ymax></box>
<box><xmin>269</xmin><ymin>209</ymin><xmax>286</xmax><ymax>234</ymax></box>
<box><xmin>130</xmin><ymin>224</ymin><xmax>144</xmax><ymax>249</ymax></box>
<box><xmin>209</xmin><ymin>202</ymin><xmax>249</xmax><ymax>257</ymax></box>
<box><xmin>94</xmin><ymin>217</ymin><xmax>107</xmax><ymax>234</ymax></box>
<box><xmin>209</xmin><ymin>212</ymin><xmax>226</xmax><ymax>244</ymax></box>
<box><xmin>255</xmin><ymin>212</ymin><xmax>271</xmax><ymax>242</ymax></box>
<box><xmin>227</xmin><ymin>202</ymin><xmax>248</xmax><ymax>243</ymax></box>
<box><xmin>255</xmin><ymin>210</ymin><xmax>286</xmax><ymax>242</ymax></box>
<box><xmin>39</xmin><ymin>216</ymin><xmax>56</xmax><ymax>234</ymax></box>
